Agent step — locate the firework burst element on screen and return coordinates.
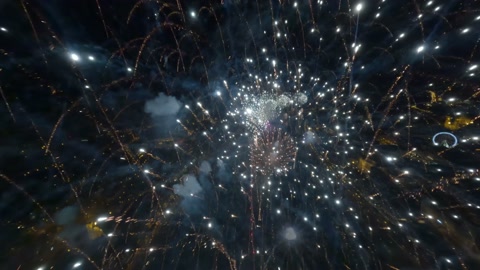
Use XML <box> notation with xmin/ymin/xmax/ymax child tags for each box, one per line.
<box><xmin>250</xmin><ymin>124</ymin><xmax>296</xmax><ymax>176</ymax></box>
<box><xmin>2</xmin><ymin>0</ymin><xmax>480</xmax><ymax>270</ymax></box>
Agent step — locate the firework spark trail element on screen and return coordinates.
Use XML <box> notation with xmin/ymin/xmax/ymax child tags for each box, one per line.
<box><xmin>0</xmin><ymin>85</ymin><xmax>15</xmax><ymax>122</ymax></box>
<box><xmin>44</xmin><ymin>101</ymin><xmax>80</xmax><ymax>155</ymax></box>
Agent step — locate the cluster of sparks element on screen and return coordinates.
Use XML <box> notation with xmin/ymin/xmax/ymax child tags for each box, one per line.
<box><xmin>1</xmin><ymin>0</ymin><xmax>480</xmax><ymax>269</ymax></box>
<box><xmin>250</xmin><ymin>124</ymin><xmax>296</xmax><ymax>176</ymax></box>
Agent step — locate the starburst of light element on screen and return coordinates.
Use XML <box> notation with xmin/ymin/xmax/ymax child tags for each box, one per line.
<box><xmin>2</xmin><ymin>0</ymin><xmax>480</xmax><ymax>269</ymax></box>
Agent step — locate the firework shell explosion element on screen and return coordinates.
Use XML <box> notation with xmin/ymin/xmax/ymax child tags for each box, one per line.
<box><xmin>250</xmin><ymin>124</ymin><xmax>296</xmax><ymax>176</ymax></box>
<box><xmin>1</xmin><ymin>0</ymin><xmax>480</xmax><ymax>269</ymax></box>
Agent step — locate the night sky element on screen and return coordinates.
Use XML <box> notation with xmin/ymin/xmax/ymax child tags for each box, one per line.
<box><xmin>1</xmin><ymin>0</ymin><xmax>480</xmax><ymax>269</ymax></box>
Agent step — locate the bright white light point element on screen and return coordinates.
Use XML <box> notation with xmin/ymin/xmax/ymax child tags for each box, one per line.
<box><xmin>462</xmin><ymin>28</ymin><xmax>469</xmax><ymax>33</ymax></box>
<box><xmin>88</xmin><ymin>55</ymin><xmax>95</xmax><ymax>61</ymax></box>
<box><xmin>399</xmin><ymin>33</ymin><xmax>405</xmax><ymax>38</ymax></box>
<box><xmin>208</xmin><ymin>223</ymin><xmax>212</xmax><ymax>228</ymax></box>
<box><xmin>216</xmin><ymin>91</ymin><xmax>221</xmax><ymax>96</ymax></box>
<box><xmin>469</xmin><ymin>65</ymin><xmax>478</xmax><ymax>71</ymax></box>
<box><xmin>446</xmin><ymin>259</ymin><xmax>451</xmax><ymax>263</ymax></box>
<box><xmin>190</xmin><ymin>12</ymin><xmax>196</xmax><ymax>17</ymax></box>
<box><xmin>165</xmin><ymin>209</ymin><xmax>171</xmax><ymax>214</ymax></box>
<box><xmin>144</xmin><ymin>169</ymin><xmax>150</xmax><ymax>173</ymax></box>
<box><xmin>73</xmin><ymin>262</ymin><xmax>82</xmax><ymax>268</ymax></box>
<box><xmin>0</xmin><ymin>27</ymin><xmax>7</xmax><ymax>32</ymax></box>
<box><xmin>125</xmin><ymin>249</ymin><xmax>130</xmax><ymax>252</ymax></box>
<box><xmin>107</xmin><ymin>233</ymin><xmax>113</xmax><ymax>237</ymax></box>
<box><xmin>335</xmin><ymin>200</ymin><xmax>341</xmax><ymax>205</ymax></box>
<box><xmin>97</xmin><ymin>216</ymin><xmax>108</xmax><ymax>222</ymax></box>
<box><xmin>70</xmin><ymin>53</ymin><xmax>80</xmax><ymax>62</ymax></box>
<box><xmin>426</xmin><ymin>1</ymin><xmax>433</xmax><ymax>5</ymax></box>
<box><xmin>174</xmin><ymin>144</ymin><xmax>178</xmax><ymax>147</ymax></box>
<box><xmin>139</xmin><ymin>148</ymin><xmax>145</xmax><ymax>153</ymax></box>
<box><xmin>355</xmin><ymin>3</ymin><xmax>363</xmax><ymax>12</ymax></box>
<box><xmin>149</xmin><ymin>248</ymin><xmax>154</xmax><ymax>252</ymax></box>
<box><xmin>37</xmin><ymin>267</ymin><xmax>45</xmax><ymax>270</ymax></box>
<box><xmin>417</xmin><ymin>46</ymin><xmax>424</xmax><ymax>53</ymax></box>
<box><xmin>127</xmin><ymin>67</ymin><xmax>132</xmax><ymax>72</ymax></box>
